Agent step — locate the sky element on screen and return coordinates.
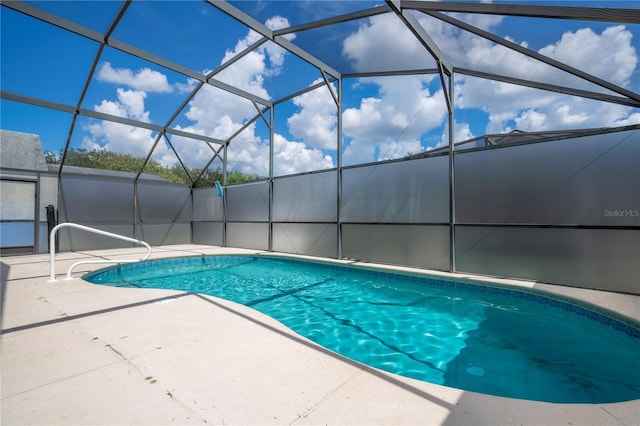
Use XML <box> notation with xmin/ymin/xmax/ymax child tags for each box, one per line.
<box><xmin>1</xmin><ymin>0</ymin><xmax>639</xmax><ymax>179</ymax></box>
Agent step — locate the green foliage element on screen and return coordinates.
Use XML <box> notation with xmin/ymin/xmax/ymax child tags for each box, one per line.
<box><xmin>44</xmin><ymin>151</ymin><xmax>60</xmax><ymax>164</ymax></box>
<box><xmin>44</xmin><ymin>148</ymin><xmax>259</xmax><ymax>187</ymax></box>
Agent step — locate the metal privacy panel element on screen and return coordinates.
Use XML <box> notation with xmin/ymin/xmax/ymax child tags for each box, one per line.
<box><xmin>57</xmin><ymin>223</ymin><xmax>135</xmax><ymax>252</ymax></box>
<box><xmin>226</xmin><ymin>222</ymin><xmax>268</xmax><ymax>250</ymax></box>
<box><xmin>455</xmin><ymin>129</ymin><xmax>640</xmax><ymax>226</ymax></box>
<box><xmin>273</xmin><ymin>171</ymin><xmax>337</xmax><ymax>222</ymax></box>
<box><xmin>136</xmin><ymin>223</ymin><xmax>191</xmax><ymax>246</ymax></box>
<box><xmin>193</xmin><ymin>187</ymin><xmax>224</xmax><ymax>221</ymax></box>
<box><xmin>272</xmin><ymin>223</ymin><xmax>337</xmax><ymax>258</ymax></box>
<box><xmin>192</xmin><ymin>222</ymin><xmax>223</xmax><ymax>245</ymax></box>
<box><xmin>137</xmin><ymin>182</ymin><xmax>191</xmax><ymax>223</ymax></box>
<box><xmin>341</xmin><ymin>156</ymin><xmax>449</xmax><ymax>223</ymax></box>
<box><xmin>59</xmin><ymin>176</ymin><xmax>133</xmax><ymax>223</ymax></box>
<box><xmin>455</xmin><ymin>226</ymin><xmax>640</xmax><ymax>294</ymax></box>
<box><xmin>226</xmin><ymin>182</ymin><xmax>269</xmax><ymax>222</ymax></box>
<box><xmin>341</xmin><ymin>224</ymin><xmax>450</xmax><ymax>271</ymax></box>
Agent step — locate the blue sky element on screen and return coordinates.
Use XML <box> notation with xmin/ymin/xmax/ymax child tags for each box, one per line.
<box><xmin>1</xmin><ymin>0</ymin><xmax>639</xmax><ymax>177</ymax></box>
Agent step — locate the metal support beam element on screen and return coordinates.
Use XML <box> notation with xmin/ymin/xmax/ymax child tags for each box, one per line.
<box><xmin>268</xmin><ymin>107</ymin><xmax>275</xmax><ymax>252</ymax></box>
<box><xmin>438</xmin><ymin>61</ymin><xmax>452</xmax><ymax>114</ymax></box>
<box><xmin>456</xmin><ymin>68</ymin><xmax>640</xmax><ymax>108</ymax></box>
<box><xmin>163</xmin><ymin>133</ymin><xmax>195</xmax><ymax>185</ymax></box>
<box><xmin>165</xmin><ymin>128</ymin><xmax>224</xmax><ymax>145</ymax></box>
<box><xmin>343</xmin><ymin>68</ymin><xmax>439</xmax><ymax>79</ymax></box>
<box><xmin>208</xmin><ymin>0</ymin><xmax>342</xmax><ymax>79</ymax></box>
<box><xmin>252</xmin><ymin>101</ymin><xmax>271</xmax><ymax>129</ymax></box>
<box><xmin>135</xmin><ymin>133</ymin><xmax>165</xmax><ymax>182</ymax></box>
<box><xmin>1</xmin><ymin>91</ymin><xmax>225</xmax><ymax>146</ymax></box>
<box><xmin>208</xmin><ymin>37</ymin><xmax>269</xmax><ymax>79</ymax></box>
<box><xmin>133</xmin><ymin>38</ymin><xmax>269</xmax><ymax>185</ymax></box>
<box><xmin>193</xmin><ymin>144</ymin><xmax>225</xmax><ymax>186</ymax></box>
<box><xmin>405</xmin><ymin>1</ymin><xmax>640</xmax><ymax>24</ymax></box>
<box><xmin>425</xmin><ymin>10</ymin><xmax>640</xmax><ymax>104</ymax></box>
<box><xmin>61</xmin><ymin>0</ymin><xmax>131</xmax><ymax>177</ymax></box>
<box><xmin>386</xmin><ymin>0</ymin><xmax>453</xmax><ymax>75</ymax></box>
<box><xmin>448</xmin><ymin>73</ymin><xmax>456</xmax><ymax>273</ymax></box>
<box><xmin>1</xmin><ymin>91</ymin><xmax>75</xmax><ymax>114</ymax></box>
<box><xmin>274</xmin><ymin>36</ymin><xmax>342</xmax><ymax>79</ymax></box>
<box><xmin>206</xmin><ymin>0</ymin><xmax>273</xmax><ymax>38</ymax></box>
<box><xmin>337</xmin><ymin>77</ymin><xmax>343</xmax><ymax>260</ymax></box>
<box><xmin>2</xmin><ymin>1</ymin><xmax>104</xmax><ymax>42</ymax></box>
<box><xmin>112</xmin><ymin>40</ymin><xmax>272</xmax><ymax>106</ymax></box>
<box><xmin>222</xmin><ymin>143</ymin><xmax>228</xmax><ymax>247</ymax></box>
<box><xmin>227</xmin><ymin>109</ymin><xmax>267</xmax><ymax>143</ymax></box>
<box><xmin>273</xmin><ymin>78</ymin><xmax>337</xmax><ymax>106</ymax></box>
<box><xmin>5</xmin><ymin>1</ymin><xmax>272</xmax><ymax>107</ymax></box>
<box><xmin>273</xmin><ymin>5</ymin><xmax>390</xmax><ymax>36</ymax></box>
<box><xmin>320</xmin><ymin>71</ymin><xmax>339</xmax><ymax>108</ymax></box>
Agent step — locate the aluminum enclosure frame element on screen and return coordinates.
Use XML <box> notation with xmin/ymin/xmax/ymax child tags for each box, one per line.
<box><xmin>3</xmin><ymin>0</ymin><xmax>638</xmax><ymax>185</ymax></box>
<box><xmin>2</xmin><ymin>0</ymin><xmax>639</xmax><ymax>291</ymax></box>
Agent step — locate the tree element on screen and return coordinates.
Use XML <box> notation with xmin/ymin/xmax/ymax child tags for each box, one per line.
<box><xmin>44</xmin><ymin>148</ymin><xmax>259</xmax><ymax>187</ymax></box>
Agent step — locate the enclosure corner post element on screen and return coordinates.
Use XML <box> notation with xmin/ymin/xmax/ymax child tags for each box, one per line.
<box><xmin>448</xmin><ymin>72</ymin><xmax>456</xmax><ymax>273</ymax></box>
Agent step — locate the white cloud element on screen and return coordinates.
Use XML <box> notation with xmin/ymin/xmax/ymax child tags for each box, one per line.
<box><xmin>216</xmin><ymin>50</ymin><xmax>270</xmax><ymax>99</ymax></box>
<box><xmin>412</xmin><ymin>14</ymin><xmax>636</xmax><ymax>91</ymax></box>
<box><xmin>264</xmin><ymin>16</ymin><xmax>296</xmax><ymax>69</ymax></box>
<box><xmin>613</xmin><ymin>111</ymin><xmax>640</xmax><ymax>126</ymax></box>
<box><xmin>340</xmin><ymin>12</ymin><xmax>510</xmax><ymax>164</ymax></box>
<box><xmin>86</xmin><ymin>64</ymin><xmax>192</xmax><ymax>167</ymax></box>
<box><xmin>83</xmin><ymin>10</ymin><xmax>639</xmax><ymax>179</ymax></box>
<box><xmin>223</xmin><ymin>128</ymin><xmax>335</xmax><ymax>178</ymax></box>
<box><xmin>436</xmin><ymin>120</ymin><xmax>475</xmax><ymax>148</ymax></box>
<box><xmin>215</xmin><ymin>15</ymin><xmax>295</xmax><ymax>93</ymax></box>
<box><xmin>449</xmin><ymin>11</ymin><xmax>504</xmax><ymax>33</ymax></box>
<box><xmin>339</xmin><ymin>13</ymin><xmax>638</xmax><ymax>164</ymax></box>
<box><xmin>454</xmin><ymin>120</ymin><xmax>475</xmax><ymax>143</ymax></box>
<box><xmin>175</xmin><ymin>77</ymin><xmax>200</xmax><ymax>94</ymax></box>
<box><xmin>102</xmin><ymin>88</ymin><xmax>150</xmax><ymax>122</ymax></box>
<box><xmin>429</xmin><ymin>15</ymin><xmax>640</xmax><ymax>133</ymax></box>
<box><xmin>409</xmin><ymin>12</ymin><xmax>503</xmax><ymax>70</ymax></box>
<box><xmin>226</xmin><ymin>125</ymin><xmax>270</xmax><ymax>177</ymax></box>
<box><xmin>180</xmin><ymin>18</ymin><xmax>287</xmax><ymax>139</ymax></box>
<box><xmin>85</xmin><ymin>15</ymin><xmax>328</xmax><ymax>177</ymax></box>
<box><xmin>539</xmin><ymin>26</ymin><xmax>637</xmax><ymax>88</ymax></box>
<box><xmin>180</xmin><ymin>85</ymin><xmax>256</xmax><ymax>138</ymax></box>
<box><xmin>82</xmin><ymin>88</ymin><xmax>168</xmax><ymax>162</ymax></box>
<box><xmin>160</xmin><ymin>134</ymin><xmax>221</xmax><ymax>171</ymax></box>
<box><xmin>92</xmin><ymin>88</ymin><xmax>147</xmax><ymax>121</ymax></box>
<box><xmin>175</xmin><ymin>16</ymin><xmax>335</xmax><ymax>176</ymax></box>
<box><xmin>287</xmin><ymin>79</ymin><xmax>337</xmax><ymax>150</ymax></box>
<box><xmin>97</xmin><ymin>62</ymin><xmax>174</xmax><ymax>93</ymax></box>
<box><xmin>341</xmin><ymin>76</ymin><xmax>448</xmax><ymax>165</ymax></box>
<box><xmin>513</xmin><ymin>109</ymin><xmax>548</xmax><ymax>131</ymax></box>
<box><xmin>273</xmin><ymin>133</ymin><xmax>334</xmax><ymax>176</ymax></box>
<box><xmin>343</xmin><ymin>13</ymin><xmax>436</xmax><ymax>72</ymax></box>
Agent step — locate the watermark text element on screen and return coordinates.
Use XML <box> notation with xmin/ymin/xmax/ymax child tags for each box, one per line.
<box><xmin>603</xmin><ymin>209</ymin><xmax>639</xmax><ymax>217</ymax></box>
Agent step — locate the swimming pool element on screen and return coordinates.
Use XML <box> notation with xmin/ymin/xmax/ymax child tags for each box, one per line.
<box><xmin>83</xmin><ymin>255</ymin><xmax>640</xmax><ymax>403</ymax></box>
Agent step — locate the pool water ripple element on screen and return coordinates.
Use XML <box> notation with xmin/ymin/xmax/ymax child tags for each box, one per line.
<box><xmin>84</xmin><ymin>255</ymin><xmax>640</xmax><ymax>403</ymax></box>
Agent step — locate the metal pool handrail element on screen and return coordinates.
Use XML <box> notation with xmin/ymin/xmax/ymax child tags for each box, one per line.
<box><xmin>49</xmin><ymin>222</ymin><xmax>151</xmax><ymax>282</ymax></box>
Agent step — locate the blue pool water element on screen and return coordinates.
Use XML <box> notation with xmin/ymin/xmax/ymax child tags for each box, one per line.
<box><xmin>83</xmin><ymin>255</ymin><xmax>640</xmax><ymax>403</ymax></box>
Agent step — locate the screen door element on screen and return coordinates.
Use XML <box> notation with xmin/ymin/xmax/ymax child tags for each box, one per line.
<box><xmin>0</xmin><ymin>179</ymin><xmax>37</xmax><ymax>255</ymax></box>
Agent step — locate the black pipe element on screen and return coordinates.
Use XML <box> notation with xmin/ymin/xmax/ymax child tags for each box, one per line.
<box><xmin>46</xmin><ymin>204</ymin><xmax>57</xmax><ymax>252</ymax></box>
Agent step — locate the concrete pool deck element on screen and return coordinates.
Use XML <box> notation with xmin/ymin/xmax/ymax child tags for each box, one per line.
<box><xmin>1</xmin><ymin>244</ymin><xmax>638</xmax><ymax>425</ymax></box>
